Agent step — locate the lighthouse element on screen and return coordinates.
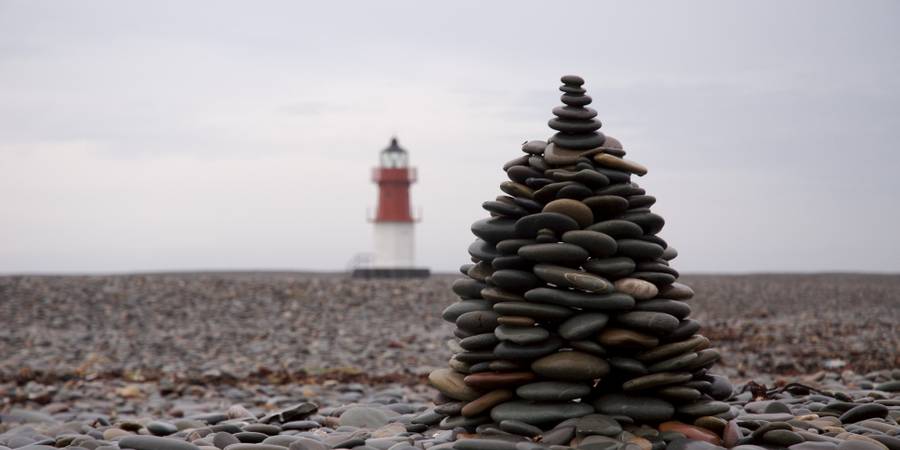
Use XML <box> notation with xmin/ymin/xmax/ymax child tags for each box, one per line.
<box><xmin>352</xmin><ymin>137</ymin><xmax>430</xmax><ymax>278</ymax></box>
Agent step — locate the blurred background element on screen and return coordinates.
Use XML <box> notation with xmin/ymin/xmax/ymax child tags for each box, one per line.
<box><xmin>2</xmin><ymin>0</ymin><xmax>899</xmax><ymax>274</ymax></box>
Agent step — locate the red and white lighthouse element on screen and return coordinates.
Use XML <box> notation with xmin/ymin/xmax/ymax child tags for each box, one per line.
<box><xmin>354</xmin><ymin>137</ymin><xmax>429</xmax><ymax>277</ymax></box>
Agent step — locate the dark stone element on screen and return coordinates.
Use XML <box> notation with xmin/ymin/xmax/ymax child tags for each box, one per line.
<box><xmin>442</xmin><ymin>299</ymin><xmax>492</xmax><ymax>322</ymax></box>
<box><xmin>558</xmin><ymin>313</ymin><xmax>609</xmax><ymax>340</ymax></box>
<box><xmin>469</xmin><ymin>239</ymin><xmax>499</xmax><ymax>262</ymax></box>
<box><xmin>634</xmin><ymin>299</ymin><xmax>691</xmax><ymax>319</ymax></box>
<box><xmin>588</xmin><ymin>220</ymin><xmax>644</xmax><ymax>239</ymax></box>
<box><xmin>561</xmin><ymin>230</ymin><xmax>617</xmax><ymax>257</ymax></box>
<box><xmin>452</xmin><ymin>278</ymin><xmax>487</xmax><ymax>298</ymax></box>
<box><xmin>615</xmin><ymin>311</ymin><xmax>680</xmax><ymax>334</ymax></box>
<box><xmin>483</xmin><ymin>201</ymin><xmax>529</xmax><ymax>218</ymax></box>
<box><xmin>549</xmin><ymin>118</ymin><xmax>602</xmax><ymax>133</ymax></box>
<box><xmin>118</xmin><ymin>436</ymin><xmax>201</xmax><ymax>450</ymax></box>
<box><xmin>592</xmin><ymin>394</ymin><xmax>675</xmax><ymax>422</ymax></box>
<box><xmin>525</xmin><ymin>287</ymin><xmax>635</xmax><ymax>310</ymax></box>
<box><xmin>456</xmin><ymin>310</ymin><xmax>500</xmax><ymax>334</ymax></box>
<box><xmin>551</xmin><ymin>131</ymin><xmax>605</xmax><ymax>150</ymax></box>
<box><xmin>839</xmin><ymin>403</ymin><xmax>889</xmax><ymax>423</ymax></box>
<box><xmin>616</xmin><ymin>239</ymin><xmax>665</xmax><ymax>259</ymax></box>
<box><xmin>518</xmin><ymin>243</ymin><xmax>590</xmax><ymax>266</ymax></box>
<box><xmin>493</xmin><ymin>301</ymin><xmax>574</xmax><ymax>320</ymax></box>
<box><xmin>491</xmin><ymin>400</ymin><xmax>594</xmax><ymax>426</ymax></box>
<box><xmin>553</xmin><ymin>105</ymin><xmax>598</xmax><ymax>120</ymax></box>
<box><xmin>516</xmin><ymin>381</ymin><xmax>592</xmax><ymax>402</ymax></box>
<box><xmin>472</xmin><ymin>217</ymin><xmax>520</xmax><ymax>244</ymax></box>
<box><xmin>494</xmin><ymin>336</ymin><xmax>562</xmax><ymax>359</ymax></box>
<box><xmin>522</xmin><ymin>140</ymin><xmax>547</xmax><ymax>155</ymax></box>
<box><xmin>583</xmin><ymin>257</ymin><xmax>636</xmax><ymax>279</ymax></box>
<box><xmin>490</xmin><ymin>270</ymin><xmax>543</xmax><ymax>293</ymax></box>
<box><xmin>515</xmin><ymin>212</ymin><xmax>580</xmax><ymax>237</ymax></box>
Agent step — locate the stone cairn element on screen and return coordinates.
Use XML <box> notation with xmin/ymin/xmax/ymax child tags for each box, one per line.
<box><xmin>429</xmin><ymin>75</ymin><xmax>735</xmax><ymax>443</ymax></box>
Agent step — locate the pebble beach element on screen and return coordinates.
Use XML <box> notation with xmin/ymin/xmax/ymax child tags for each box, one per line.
<box><xmin>1</xmin><ymin>273</ymin><xmax>898</xmax><ymax>450</ymax></box>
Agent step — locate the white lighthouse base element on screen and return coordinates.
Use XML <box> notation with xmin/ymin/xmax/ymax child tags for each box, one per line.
<box><xmin>352</xmin><ymin>222</ymin><xmax>429</xmax><ymax>278</ymax></box>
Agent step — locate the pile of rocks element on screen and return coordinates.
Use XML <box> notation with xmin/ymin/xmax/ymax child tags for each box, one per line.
<box><xmin>430</xmin><ymin>75</ymin><xmax>734</xmax><ymax>433</ymax></box>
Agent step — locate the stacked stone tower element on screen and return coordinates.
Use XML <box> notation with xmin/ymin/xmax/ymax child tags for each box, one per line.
<box><xmin>429</xmin><ymin>75</ymin><xmax>733</xmax><ymax>436</ymax></box>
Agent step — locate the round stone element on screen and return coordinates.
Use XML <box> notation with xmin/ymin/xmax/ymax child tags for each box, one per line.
<box><xmin>533</xmin><ymin>264</ymin><xmax>613</xmax><ymax>293</ymax></box>
<box><xmin>499</xmin><ymin>420</ymin><xmax>543</xmax><ymax>437</ymax></box>
<box><xmin>616</xmin><ymin>239</ymin><xmax>665</xmax><ymax>259</ymax></box>
<box><xmin>615</xmin><ymin>311</ymin><xmax>680</xmax><ymax>334</ymax></box>
<box><xmin>518</xmin><ymin>243</ymin><xmax>589</xmax><ymax>266</ymax></box>
<box><xmin>598</xmin><ymin>328</ymin><xmax>659</xmax><ymax>349</ymax></box>
<box><xmin>493</xmin><ymin>301</ymin><xmax>573</xmax><ymax>320</ymax></box>
<box><xmin>657</xmin><ymin>386</ymin><xmax>702</xmax><ymax>402</ymax></box>
<box><xmin>558</xmin><ymin>313</ymin><xmax>609</xmax><ymax>340</ymax></box>
<box><xmin>614</xmin><ymin>278</ymin><xmax>659</xmax><ymax>300</ymax></box>
<box><xmin>429</xmin><ymin>369</ymin><xmax>481</xmax><ymax>401</ymax></box>
<box><xmin>516</xmin><ymin>381</ymin><xmax>592</xmax><ymax>402</ymax></box>
<box><xmin>592</xmin><ymin>394</ymin><xmax>674</xmax><ymax>422</ymax></box>
<box><xmin>491</xmin><ymin>400</ymin><xmax>594</xmax><ymax>426</ymax></box>
<box><xmin>515</xmin><ymin>212</ymin><xmax>580</xmax><ymax>237</ymax></box>
<box><xmin>622</xmin><ymin>372</ymin><xmax>693</xmax><ymax>391</ymax></box>
<box><xmin>561</xmin><ymin>230</ymin><xmax>617</xmax><ymax>257</ymax></box>
<box><xmin>532</xmin><ymin>351</ymin><xmax>610</xmax><ymax>381</ymax></box>
<box><xmin>666</xmin><ymin>319</ymin><xmax>702</xmax><ymax>342</ymax></box>
<box><xmin>481</xmin><ymin>287</ymin><xmax>525</xmax><ymax>302</ymax></box>
<box><xmin>588</xmin><ymin>220</ymin><xmax>644</xmax><ymax>239</ymax></box>
<box><xmin>525</xmin><ymin>287</ymin><xmax>634</xmax><ymax>310</ymax></box>
<box><xmin>543</xmin><ymin>199</ymin><xmax>594</xmax><ymax>228</ymax></box>
<box><xmin>495</xmin><ymin>325</ymin><xmax>549</xmax><ymax>345</ymax></box>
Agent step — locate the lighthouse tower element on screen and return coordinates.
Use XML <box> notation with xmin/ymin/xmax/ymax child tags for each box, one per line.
<box><xmin>353</xmin><ymin>137</ymin><xmax>430</xmax><ymax>278</ymax></box>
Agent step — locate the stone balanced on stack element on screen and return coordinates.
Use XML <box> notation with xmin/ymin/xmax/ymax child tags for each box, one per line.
<box><xmin>429</xmin><ymin>75</ymin><xmax>734</xmax><ymax>437</ymax></box>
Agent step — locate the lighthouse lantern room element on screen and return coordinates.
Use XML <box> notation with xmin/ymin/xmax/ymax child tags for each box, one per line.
<box><xmin>352</xmin><ymin>137</ymin><xmax>430</xmax><ymax>278</ymax></box>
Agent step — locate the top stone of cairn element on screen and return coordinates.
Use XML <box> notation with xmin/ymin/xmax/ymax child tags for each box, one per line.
<box><xmin>429</xmin><ymin>75</ymin><xmax>733</xmax><ymax>436</ymax></box>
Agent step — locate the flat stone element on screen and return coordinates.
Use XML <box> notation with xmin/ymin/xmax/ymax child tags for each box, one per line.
<box><xmin>495</xmin><ymin>325</ymin><xmax>549</xmax><ymax>345</ymax></box>
<box><xmin>657</xmin><ymin>282</ymin><xmax>694</xmax><ymax>300</ymax></box>
<box><xmin>677</xmin><ymin>401</ymin><xmax>731</xmax><ymax>417</ymax></box>
<box><xmin>454</xmin><ymin>439</ymin><xmax>517</xmax><ymax>450</ymax></box>
<box><xmin>516</xmin><ymin>381</ymin><xmax>592</xmax><ymax>402</ymax></box>
<box><xmin>500</xmin><ymin>181</ymin><xmax>534</xmax><ymax>199</ymax></box>
<box><xmin>840</xmin><ymin>403</ymin><xmax>889</xmax><ymax>423</ymax></box>
<box><xmin>587</xmin><ymin>220</ymin><xmax>644</xmax><ymax>239</ymax></box>
<box><xmin>491</xmin><ymin>401</ymin><xmax>594</xmax><ymax>426</ymax></box>
<box><xmin>496</xmin><ymin>239</ymin><xmax>538</xmax><ymax>255</ymax></box>
<box><xmin>339</xmin><ymin>407</ymin><xmax>393</xmax><ymax>428</ymax></box>
<box><xmin>493</xmin><ymin>302</ymin><xmax>573</xmax><ymax>320</ymax></box>
<box><xmin>614</xmin><ymin>278</ymin><xmax>658</xmax><ymax>300</ymax></box>
<box><xmin>594</xmin><ymin>154</ymin><xmax>648</xmax><ymax>176</ymax></box>
<box><xmin>592</xmin><ymin>394</ymin><xmax>674</xmax><ymax>422</ymax></box>
<box><xmin>442</xmin><ymin>300</ymin><xmax>492</xmax><ymax>322</ymax></box>
<box><xmin>549</xmin><ymin>117</ymin><xmax>602</xmax><ymax>133</ymax></box>
<box><xmin>657</xmin><ymin>386</ymin><xmax>702</xmax><ymax>402</ymax></box>
<box><xmin>553</xmin><ymin>105</ymin><xmax>597</xmax><ymax>120</ymax></box>
<box><xmin>599</xmin><ymin>328</ymin><xmax>659</xmax><ymax>349</ymax></box>
<box><xmin>634</xmin><ymin>299</ymin><xmax>691</xmax><ymax>319</ymax></box>
<box><xmin>561</xmin><ymin>230</ymin><xmax>617</xmax><ymax>257</ymax></box>
<box><xmin>533</xmin><ymin>264</ymin><xmax>613</xmax><ymax>293</ymax></box>
<box><xmin>763</xmin><ymin>430</ymin><xmax>804</xmax><ymax>446</ymax></box>
<box><xmin>464</xmin><ymin>371</ymin><xmax>536</xmax><ymax>389</ymax></box>
<box><xmin>638</xmin><ymin>335</ymin><xmax>708</xmax><ymax>362</ymax></box>
<box><xmin>608</xmin><ymin>356</ymin><xmax>648</xmax><ymax>374</ymax></box>
<box><xmin>647</xmin><ymin>352</ymin><xmax>699</xmax><ymax>373</ymax></box>
<box><xmin>525</xmin><ymin>287</ymin><xmax>634</xmax><ymax>310</ymax></box>
<box><xmin>118</xmin><ymin>436</ymin><xmax>201</xmax><ymax>450</ymax></box>
<box><xmin>666</xmin><ymin>439</ymin><xmax>726</xmax><ymax>450</ymax></box>
<box><xmin>559</xmin><ymin>313</ymin><xmax>609</xmax><ymax>340</ymax></box>
<box><xmin>461</xmin><ymin>389</ymin><xmax>515</xmax><ymax>417</ymax></box>
<box><xmin>583</xmin><ymin>195</ymin><xmax>630</xmax><ymax>217</ymax></box>
<box><xmin>459</xmin><ymin>333</ymin><xmax>499</xmax><ymax>350</ymax></box>
<box><xmin>472</xmin><ymin>217</ymin><xmax>520</xmax><ymax>244</ymax></box>
<box><xmin>429</xmin><ymin>369</ymin><xmax>481</xmax><ymax>401</ymax></box>
<box><xmin>576</xmin><ymin>414</ymin><xmax>623</xmax><ymax>437</ymax></box>
<box><xmin>490</xmin><ymin>270</ymin><xmax>543</xmax><ymax>293</ymax></box>
<box><xmin>584</xmin><ymin>257</ymin><xmax>636</xmax><ymax>279</ymax></box>
<box><xmin>522</xmin><ymin>140</ymin><xmax>547</xmax><ymax>155</ymax></box>
<box><xmin>481</xmin><ymin>287</ymin><xmax>525</xmax><ymax>302</ymax></box>
<box><xmin>616</xmin><ymin>239</ymin><xmax>665</xmax><ymax>259</ymax></box>
<box><xmin>456</xmin><ymin>310</ymin><xmax>499</xmax><ymax>334</ymax></box>
<box><xmin>615</xmin><ymin>311</ymin><xmax>680</xmax><ymax>334</ymax></box>
<box><xmin>515</xmin><ymin>212</ymin><xmax>579</xmax><ymax>237</ymax></box>
<box><xmin>531</xmin><ymin>351</ymin><xmax>610</xmax><ymax>381</ymax></box>
<box><xmin>494</xmin><ymin>336</ymin><xmax>562</xmax><ymax>359</ymax></box>
<box><xmin>499</xmin><ymin>420</ymin><xmax>543</xmax><ymax>437</ymax></box>
<box><xmin>659</xmin><ymin>422</ymin><xmax>721</xmax><ymax>445</ymax></box>
<box><xmin>622</xmin><ymin>372</ymin><xmax>693</xmax><ymax>391</ymax></box>
<box><xmin>551</xmin><ymin>131</ymin><xmax>605</xmax><ymax>150</ymax></box>
<box><xmin>518</xmin><ymin>243</ymin><xmax>589</xmax><ymax>266</ymax></box>
<box><xmin>469</xmin><ymin>239</ymin><xmax>499</xmax><ymax>262</ymax></box>
<box><xmin>147</xmin><ymin>421</ymin><xmax>178</xmax><ymax>436</ymax></box>
<box><xmin>497</xmin><ymin>315</ymin><xmax>536</xmax><ymax>327</ymax></box>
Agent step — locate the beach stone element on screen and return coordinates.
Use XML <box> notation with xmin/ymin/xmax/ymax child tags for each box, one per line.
<box><xmin>839</xmin><ymin>404</ymin><xmax>889</xmax><ymax>423</ymax></box>
<box><xmin>657</xmin><ymin>283</ymin><xmax>694</xmax><ymax>300</ymax></box>
<box><xmin>616</xmin><ymin>311</ymin><xmax>680</xmax><ymax>334</ymax></box>
<box><xmin>677</xmin><ymin>401</ymin><xmax>730</xmax><ymax>417</ymax></box>
<box><xmin>519</xmin><ymin>243</ymin><xmax>590</xmax><ymax>266</ymax></box>
<box><xmin>622</xmin><ymin>372</ymin><xmax>693</xmax><ymax>391</ymax></box>
<box><xmin>594</xmin><ymin>154</ymin><xmax>648</xmax><ymax>176</ymax></box>
<box><xmin>516</xmin><ymin>382</ymin><xmax>592</xmax><ymax>402</ymax></box>
<box><xmin>490</xmin><ymin>270</ymin><xmax>543</xmax><ymax>292</ymax></box>
<box><xmin>472</xmin><ymin>217</ymin><xmax>520</xmax><ymax>244</ymax></box>
<box><xmin>593</xmin><ymin>394</ymin><xmax>675</xmax><ymax>422</ymax></box>
<box><xmin>340</xmin><ymin>406</ymin><xmax>393</xmax><ymax>428</ymax></box>
<box><xmin>637</xmin><ymin>335</ymin><xmax>708</xmax><ymax>362</ymax></box>
<box><xmin>531</xmin><ymin>351</ymin><xmax>610</xmax><ymax>381</ymax></box>
<box><xmin>525</xmin><ymin>287</ymin><xmax>634</xmax><ymax>310</ymax></box>
<box><xmin>616</xmin><ymin>239</ymin><xmax>665</xmax><ymax>259</ymax></box>
<box><xmin>495</xmin><ymin>325</ymin><xmax>549</xmax><ymax>345</ymax></box>
<box><xmin>588</xmin><ymin>220</ymin><xmax>644</xmax><ymax>239</ymax></box>
<box><xmin>543</xmin><ymin>199</ymin><xmax>594</xmax><ymax>228</ymax></box>
<box><xmin>499</xmin><ymin>420</ymin><xmax>543</xmax><ymax>437</ymax></box>
<box><xmin>454</xmin><ymin>439</ymin><xmax>517</xmax><ymax>450</ymax></box>
<box><xmin>576</xmin><ymin>414</ymin><xmax>623</xmax><ymax>437</ymax></box>
<box><xmin>515</xmin><ymin>212</ymin><xmax>580</xmax><ymax>237</ymax></box>
<box><xmin>614</xmin><ymin>278</ymin><xmax>659</xmax><ymax>300</ymax></box>
<box><xmin>522</xmin><ymin>140</ymin><xmax>547</xmax><ymax>155</ymax></box>
<box><xmin>456</xmin><ymin>310</ymin><xmax>500</xmax><ymax>334</ymax></box>
<box><xmin>634</xmin><ymin>299</ymin><xmax>692</xmax><ymax>320</ymax></box>
<box><xmin>465</xmin><ymin>371</ymin><xmax>537</xmax><ymax>389</ymax></box>
<box><xmin>561</xmin><ymin>230</ymin><xmax>618</xmax><ymax>257</ymax></box>
<box><xmin>493</xmin><ymin>301</ymin><xmax>573</xmax><ymax>320</ymax></box>
<box><xmin>491</xmin><ymin>401</ymin><xmax>594</xmax><ymax>426</ymax></box>
<box><xmin>461</xmin><ymin>390</ymin><xmax>515</xmax><ymax>417</ymax></box>
<box><xmin>494</xmin><ymin>336</ymin><xmax>563</xmax><ymax>359</ymax></box>
<box><xmin>659</xmin><ymin>422</ymin><xmax>722</xmax><ymax>445</ymax></box>
<box><xmin>533</xmin><ymin>264</ymin><xmax>613</xmax><ymax>293</ymax></box>
<box><xmin>119</xmin><ymin>436</ymin><xmax>200</xmax><ymax>450</ymax></box>
<box><xmin>558</xmin><ymin>313</ymin><xmax>609</xmax><ymax>340</ymax></box>
<box><xmin>584</xmin><ymin>257</ymin><xmax>637</xmax><ymax>279</ymax></box>
<box><xmin>429</xmin><ymin>369</ymin><xmax>481</xmax><ymax>401</ymax></box>
<box><xmin>599</xmin><ymin>328</ymin><xmax>659</xmax><ymax>349</ymax></box>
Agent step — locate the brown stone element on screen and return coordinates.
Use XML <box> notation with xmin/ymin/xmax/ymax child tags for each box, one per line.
<box><xmin>461</xmin><ymin>389</ymin><xmax>514</xmax><ymax>417</ymax></box>
<box><xmin>658</xmin><ymin>421</ymin><xmax>722</xmax><ymax>445</ymax></box>
<box><xmin>598</xmin><ymin>328</ymin><xmax>659</xmax><ymax>349</ymax></box>
<box><xmin>614</xmin><ymin>278</ymin><xmax>659</xmax><ymax>300</ymax></box>
<box><xmin>497</xmin><ymin>315</ymin><xmax>536</xmax><ymax>327</ymax></box>
<box><xmin>543</xmin><ymin>199</ymin><xmax>594</xmax><ymax>228</ymax></box>
<box><xmin>594</xmin><ymin>154</ymin><xmax>648</xmax><ymax>176</ymax></box>
<box><xmin>463</xmin><ymin>371</ymin><xmax>537</xmax><ymax>389</ymax></box>
<box><xmin>429</xmin><ymin>368</ymin><xmax>481</xmax><ymax>401</ymax></box>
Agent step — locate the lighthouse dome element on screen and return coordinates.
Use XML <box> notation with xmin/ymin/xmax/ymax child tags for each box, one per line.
<box><xmin>379</xmin><ymin>137</ymin><xmax>409</xmax><ymax>168</ymax></box>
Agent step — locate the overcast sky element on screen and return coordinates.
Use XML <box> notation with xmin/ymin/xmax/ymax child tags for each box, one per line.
<box><xmin>1</xmin><ymin>1</ymin><xmax>899</xmax><ymax>274</ymax></box>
